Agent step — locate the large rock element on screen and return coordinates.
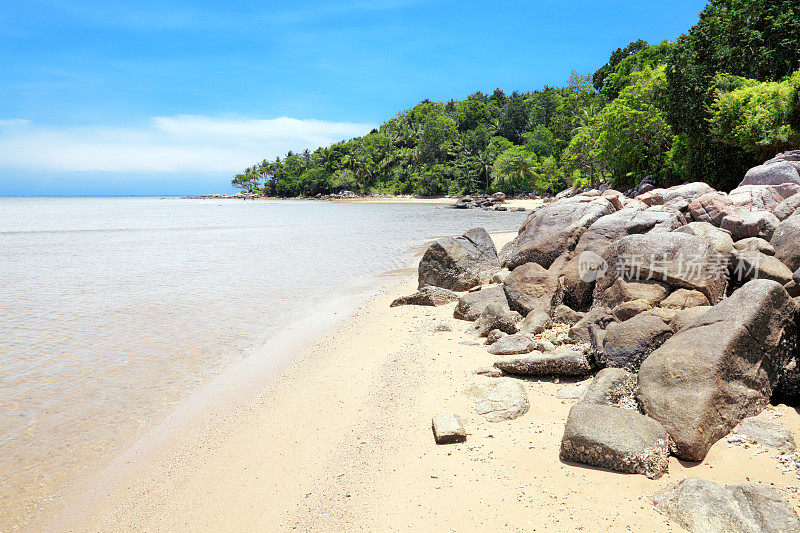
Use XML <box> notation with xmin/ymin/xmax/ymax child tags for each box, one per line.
<box><xmin>453</xmin><ymin>285</ymin><xmax>509</xmax><ymax>321</ymax></box>
<box><xmin>659</xmin><ymin>289</ymin><xmax>711</xmax><ymax>310</ymax></box>
<box><xmin>465</xmin><ymin>379</ymin><xmax>529</xmax><ymax>422</ymax></box>
<box><xmin>390</xmin><ymin>286</ymin><xmax>459</xmax><ymax>307</ymax></box>
<box><xmin>560</xmin><ymin>403</ymin><xmax>669</xmax><ymax>479</ymax></box>
<box><xmin>740</xmin><ymin>160</ymin><xmax>800</xmax><ymax>187</ymax></box>
<box><xmin>560</xmin><ymin>208</ymin><xmax>682</xmax><ymax>309</ymax></box>
<box><xmin>730</xmin><ymin>251</ymin><xmax>794</xmax><ymax>285</ymax></box>
<box><xmin>688</xmin><ymin>191</ymin><xmax>735</xmax><ymax>226</ymax></box>
<box><xmin>611</xmin><ymin>300</ymin><xmax>652</xmax><ymax>321</ymax></box>
<box><xmin>601</xmin><ymin>315</ymin><xmax>673</xmax><ymax>370</ymax></box>
<box><xmin>487</xmin><ymin>334</ymin><xmax>535</xmax><ymax>355</ymax></box>
<box><xmin>670</xmin><ymin>306</ymin><xmax>713</xmax><ymax>332</ymax></box>
<box><xmin>637</xmin><ymin>280</ymin><xmax>798</xmax><ymax>461</ymax></box>
<box><xmin>771</xmin><ymin>213</ymin><xmax>800</xmax><ymax>271</ymax></box>
<box><xmin>594</xmin><ymin>233</ymin><xmax>728</xmax><ymax>306</ymax></box>
<box><xmin>582</xmin><ymin>367</ymin><xmax>636</xmax><ymax>407</ymax></box>
<box><xmin>473</xmin><ymin>305</ymin><xmax>522</xmax><ymax>337</ymax></box>
<box><xmin>553</xmin><ymin>304</ymin><xmax>584</xmax><ymax>326</ymax></box>
<box><xmin>518</xmin><ymin>310</ymin><xmax>552</xmax><ymax>335</ymax></box>
<box><xmin>569</xmin><ymin>308</ymin><xmax>616</xmax><ymax>344</ymax></box>
<box><xmin>774</xmin><ymin>193</ymin><xmax>800</xmax><ymax>221</ymax></box>
<box><xmin>674</xmin><ymin>221</ymin><xmax>735</xmax><ymax>255</ymax></box>
<box><xmin>729</xmin><ymin>184</ymin><xmax>800</xmax><ymax>212</ymax></box>
<box><xmin>503</xmin><ymin>262</ymin><xmax>561</xmax><ymax>316</ymax></box>
<box><xmin>733</xmin><ymin>237</ymin><xmax>775</xmax><ymax>255</ymax></box>
<box><xmin>660</xmin><ymin>182</ymin><xmax>715</xmax><ymax>203</ymax></box>
<box><xmin>733</xmin><ymin>416</ymin><xmax>796</xmax><ymax>452</ymax></box>
<box><xmin>595</xmin><ymin>278</ymin><xmax>670</xmax><ymax>310</ymax></box>
<box><xmin>654</xmin><ymin>478</ymin><xmax>800</xmax><ymax>533</ymax></box>
<box><xmin>721</xmin><ymin>211</ymin><xmax>780</xmax><ymax>241</ymax></box>
<box><xmin>641</xmin><ymin>182</ymin><xmax>714</xmax><ymax>207</ymax></box>
<box><xmin>494</xmin><ymin>348</ymin><xmax>593</xmax><ymax>377</ymax></box>
<box><xmin>501</xmin><ymin>197</ymin><xmax>615</xmax><ymax>270</ymax></box>
<box><xmin>418</xmin><ymin>227</ymin><xmax>500</xmax><ymax>291</ymax></box>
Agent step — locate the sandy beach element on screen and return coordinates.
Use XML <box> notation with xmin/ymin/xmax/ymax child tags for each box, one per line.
<box><xmin>317</xmin><ymin>195</ymin><xmax>546</xmax><ymax>211</ymax></box>
<box><xmin>47</xmin><ymin>232</ymin><xmax>800</xmax><ymax>532</ymax></box>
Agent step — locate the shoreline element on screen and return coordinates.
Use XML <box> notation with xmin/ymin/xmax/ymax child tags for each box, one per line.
<box><xmin>180</xmin><ymin>194</ymin><xmax>546</xmax><ymax>211</ymax></box>
<box><xmin>49</xmin><ymin>232</ymin><xmax>800</xmax><ymax>531</ymax></box>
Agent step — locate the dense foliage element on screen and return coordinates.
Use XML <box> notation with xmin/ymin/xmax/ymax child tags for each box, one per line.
<box><xmin>234</xmin><ymin>0</ymin><xmax>800</xmax><ymax>196</ymax></box>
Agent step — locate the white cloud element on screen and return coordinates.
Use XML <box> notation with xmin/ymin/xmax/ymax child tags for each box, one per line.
<box><xmin>0</xmin><ymin>116</ymin><xmax>375</xmax><ymax>173</ymax></box>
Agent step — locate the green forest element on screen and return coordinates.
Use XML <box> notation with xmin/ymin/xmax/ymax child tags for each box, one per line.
<box><xmin>233</xmin><ymin>0</ymin><xmax>800</xmax><ymax>197</ymax></box>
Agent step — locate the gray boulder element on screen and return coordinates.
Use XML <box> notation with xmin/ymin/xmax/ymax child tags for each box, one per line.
<box><xmin>518</xmin><ymin>310</ymin><xmax>552</xmax><ymax>335</ymax></box>
<box><xmin>553</xmin><ymin>304</ymin><xmax>584</xmax><ymax>326</ymax></box>
<box><xmin>390</xmin><ymin>286</ymin><xmax>460</xmax><ymax>307</ymax></box>
<box><xmin>494</xmin><ymin>348</ymin><xmax>593</xmax><ymax>377</ymax></box>
<box><xmin>731</xmin><ymin>251</ymin><xmax>794</xmax><ymax>285</ymax></box>
<box><xmin>602</xmin><ymin>315</ymin><xmax>673</xmax><ymax>369</ymax></box>
<box><xmin>432</xmin><ymin>413</ymin><xmax>467</xmax><ymax>444</ymax></box>
<box><xmin>688</xmin><ymin>192</ymin><xmax>735</xmax><ymax>226</ymax></box>
<box><xmin>596</xmin><ymin>278</ymin><xmax>670</xmax><ymax>310</ymax></box>
<box><xmin>474</xmin><ymin>304</ymin><xmax>521</xmax><ymax>337</ymax></box>
<box><xmin>670</xmin><ymin>306</ymin><xmax>712</xmax><ymax>332</ymax></box>
<box><xmin>659</xmin><ymin>289</ymin><xmax>711</xmax><ymax>310</ymax></box>
<box><xmin>560</xmin><ymin>403</ymin><xmax>669</xmax><ymax>479</ymax></box>
<box><xmin>674</xmin><ymin>221</ymin><xmax>735</xmax><ymax>255</ymax></box>
<box><xmin>774</xmin><ymin>193</ymin><xmax>800</xmax><ymax>221</ymax></box>
<box><xmin>418</xmin><ymin>227</ymin><xmax>500</xmax><ymax>291</ymax></box>
<box><xmin>485</xmin><ymin>328</ymin><xmax>507</xmax><ymax>345</ymax></box>
<box><xmin>595</xmin><ymin>233</ymin><xmax>728</xmax><ymax>306</ymax></box>
<box><xmin>453</xmin><ymin>285</ymin><xmax>509</xmax><ymax>321</ymax></box>
<box><xmin>721</xmin><ymin>211</ymin><xmax>780</xmax><ymax>241</ymax></box>
<box><xmin>654</xmin><ymin>477</ymin><xmax>800</xmax><ymax>533</ymax></box>
<box><xmin>560</xmin><ymin>208</ymin><xmax>682</xmax><ymax>309</ymax></box>
<box><xmin>581</xmin><ymin>367</ymin><xmax>636</xmax><ymax>407</ymax></box>
<box><xmin>556</xmin><ymin>381</ymin><xmax>591</xmax><ymax>400</ymax></box>
<box><xmin>733</xmin><ymin>416</ymin><xmax>796</xmax><ymax>452</ymax></box>
<box><xmin>569</xmin><ymin>307</ymin><xmax>616</xmax><ymax>344</ymax></box>
<box><xmin>501</xmin><ymin>197</ymin><xmax>615</xmax><ymax>270</ymax></box>
<box><xmin>503</xmin><ymin>262</ymin><xmax>561</xmax><ymax>316</ymax></box>
<box><xmin>465</xmin><ymin>379</ymin><xmax>529</xmax><ymax>422</ymax></box>
<box><xmin>660</xmin><ymin>182</ymin><xmax>715</xmax><ymax>203</ymax></box>
<box><xmin>771</xmin><ymin>213</ymin><xmax>800</xmax><ymax>271</ymax></box>
<box><xmin>729</xmin><ymin>184</ymin><xmax>799</xmax><ymax>212</ymax></box>
<box><xmin>733</xmin><ymin>237</ymin><xmax>775</xmax><ymax>255</ymax></box>
<box><xmin>487</xmin><ymin>334</ymin><xmax>535</xmax><ymax>355</ymax></box>
<box><xmin>611</xmin><ymin>300</ymin><xmax>652</xmax><ymax>321</ymax></box>
<box><xmin>740</xmin><ymin>160</ymin><xmax>800</xmax><ymax>187</ymax></box>
<box><xmin>638</xmin><ymin>280</ymin><xmax>798</xmax><ymax>461</ymax></box>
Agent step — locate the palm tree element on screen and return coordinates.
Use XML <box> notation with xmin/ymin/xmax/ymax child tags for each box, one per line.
<box><xmin>571</xmin><ymin>104</ymin><xmax>599</xmax><ymax>136</ymax></box>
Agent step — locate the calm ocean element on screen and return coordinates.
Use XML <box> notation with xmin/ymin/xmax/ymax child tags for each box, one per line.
<box><xmin>0</xmin><ymin>197</ymin><xmax>526</xmax><ymax>528</ymax></box>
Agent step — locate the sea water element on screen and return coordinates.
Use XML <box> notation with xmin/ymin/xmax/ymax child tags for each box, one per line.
<box><xmin>0</xmin><ymin>197</ymin><xmax>527</xmax><ymax>528</ymax></box>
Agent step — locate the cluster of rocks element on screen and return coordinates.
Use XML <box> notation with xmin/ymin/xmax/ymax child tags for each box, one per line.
<box><xmin>310</xmin><ymin>190</ymin><xmax>362</xmax><ymax>199</ymax></box>
<box><xmin>451</xmin><ymin>192</ymin><xmax>526</xmax><ymax>212</ymax></box>
<box><xmin>181</xmin><ymin>193</ymin><xmax>258</xmax><ymax>199</ymax></box>
<box><xmin>392</xmin><ymin>154</ymin><xmax>800</xmax><ymax>530</ymax></box>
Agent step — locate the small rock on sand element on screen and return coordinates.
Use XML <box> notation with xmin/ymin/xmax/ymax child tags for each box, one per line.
<box><xmin>465</xmin><ymin>378</ymin><xmax>529</xmax><ymax>422</ymax></box>
<box><xmin>432</xmin><ymin>412</ymin><xmax>467</xmax><ymax>444</ymax></box>
<box><xmin>733</xmin><ymin>416</ymin><xmax>797</xmax><ymax>452</ymax></box>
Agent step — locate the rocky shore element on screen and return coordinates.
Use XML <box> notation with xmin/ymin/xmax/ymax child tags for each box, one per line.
<box><xmin>392</xmin><ymin>150</ymin><xmax>800</xmax><ymax>532</ymax></box>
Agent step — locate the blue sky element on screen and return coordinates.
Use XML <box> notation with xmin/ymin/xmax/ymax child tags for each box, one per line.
<box><xmin>0</xmin><ymin>0</ymin><xmax>708</xmax><ymax>195</ymax></box>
